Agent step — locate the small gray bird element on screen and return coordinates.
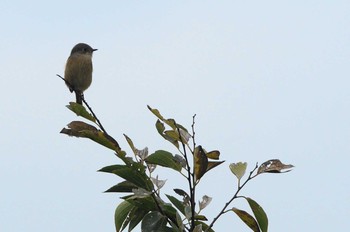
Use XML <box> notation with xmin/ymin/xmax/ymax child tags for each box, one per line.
<box><xmin>64</xmin><ymin>43</ymin><xmax>97</xmax><ymax>104</ymax></box>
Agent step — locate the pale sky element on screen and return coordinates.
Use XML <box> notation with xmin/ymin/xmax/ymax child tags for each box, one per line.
<box><xmin>1</xmin><ymin>1</ymin><xmax>349</xmax><ymax>231</ymax></box>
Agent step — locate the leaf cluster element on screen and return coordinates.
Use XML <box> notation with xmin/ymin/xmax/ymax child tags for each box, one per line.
<box><xmin>61</xmin><ymin>103</ymin><xmax>294</xmax><ymax>232</ymax></box>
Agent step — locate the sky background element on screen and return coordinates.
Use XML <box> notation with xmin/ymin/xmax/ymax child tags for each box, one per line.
<box><xmin>1</xmin><ymin>1</ymin><xmax>349</xmax><ymax>231</ymax></box>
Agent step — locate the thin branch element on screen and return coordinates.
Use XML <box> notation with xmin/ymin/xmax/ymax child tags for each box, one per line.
<box><xmin>191</xmin><ymin>114</ymin><xmax>197</xmax><ymax>151</ymax></box>
<box><xmin>81</xmin><ymin>97</ymin><xmax>107</xmax><ymax>134</ymax></box>
<box><xmin>205</xmin><ymin>163</ymin><xmax>259</xmax><ymax>232</ymax></box>
<box><xmin>57</xmin><ymin>74</ymin><xmax>108</xmax><ymax>135</ymax></box>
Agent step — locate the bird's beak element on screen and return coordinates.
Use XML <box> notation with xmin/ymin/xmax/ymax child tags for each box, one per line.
<box><xmin>93</xmin><ymin>48</ymin><xmax>98</xmax><ymax>52</ymax></box>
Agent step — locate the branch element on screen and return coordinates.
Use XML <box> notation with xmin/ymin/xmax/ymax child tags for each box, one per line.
<box><xmin>175</xmin><ymin>122</ymin><xmax>195</xmax><ymax>231</ymax></box>
<box><xmin>205</xmin><ymin>163</ymin><xmax>259</xmax><ymax>232</ymax></box>
<box><xmin>57</xmin><ymin>74</ymin><xmax>108</xmax><ymax>135</ymax></box>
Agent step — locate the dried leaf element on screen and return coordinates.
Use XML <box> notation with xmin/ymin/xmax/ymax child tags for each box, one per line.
<box><xmin>60</xmin><ymin>121</ymin><xmax>121</xmax><ymax>152</ymax></box>
<box><xmin>151</xmin><ymin>176</ymin><xmax>167</xmax><ymax>190</ymax></box>
<box><xmin>206</xmin><ymin>161</ymin><xmax>225</xmax><ymax>172</ymax></box>
<box><xmin>199</xmin><ymin>195</ymin><xmax>212</xmax><ymax>211</ymax></box>
<box><xmin>258</xmin><ymin>159</ymin><xmax>294</xmax><ymax>174</ymax></box>
<box><xmin>194</xmin><ymin>146</ymin><xmax>208</xmax><ymax>182</ymax></box>
<box><xmin>206</xmin><ymin>150</ymin><xmax>220</xmax><ymax>160</ymax></box>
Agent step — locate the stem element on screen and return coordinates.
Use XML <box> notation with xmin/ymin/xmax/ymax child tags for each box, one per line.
<box><xmin>205</xmin><ymin>163</ymin><xmax>259</xmax><ymax>232</ymax></box>
<box><xmin>175</xmin><ymin>123</ymin><xmax>195</xmax><ymax>231</ymax></box>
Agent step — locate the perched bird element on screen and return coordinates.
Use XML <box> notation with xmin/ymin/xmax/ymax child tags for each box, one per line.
<box><xmin>64</xmin><ymin>43</ymin><xmax>97</xmax><ymax>104</ymax></box>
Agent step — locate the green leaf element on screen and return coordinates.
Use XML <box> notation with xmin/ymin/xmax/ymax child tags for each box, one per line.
<box><xmin>194</xmin><ymin>214</ymin><xmax>208</xmax><ymax>221</ymax></box>
<box><xmin>141</xmin><ymin>211</ymin><xmax>167</xmax><ymax>232</ymax></box>
<box><xmin>229</xmin><ymin>162</ymin><xmax>247</xmax><ymax>180</ymax></box>
<box><xmin>166</xmin><ymin>194</ymin><xmax>185</xmax><ymax>216</ymax></box>
<box><xmin>104</xmin><ymin>181</ymin><xmax>138</xmax><ymax>193</ymax></box>
<box><xmin>175</xmin><ymin>212</ymin><xmax>184</xmax><ymax>232</ymax></box>
<box><xmin>125</xmin><ymin>195</ymin><xmax>157</xmax><ymax>212</ymax></box>
<box><xmin>124</xmin><ymin>134</ymin><xmax>136</xmax><ymax>154</ymax></box>
<box><xmin>193</xmin><ymin>224</ymin><xmax>202</xmax><ymax>232</ymax></box>
<box><xmin>156</xmin><ymin>119</ymin><xmax>165</xmax><ymax>134</ymax></box>
<box><xmin>164</xmin><ymin>130</ymin><xmax>180</xmax><ymax>141</ymax></box>
<box><xmin>99</xmin><ymin>165</ymin><xmax>153</xmax><ymax>191</ymax></box>
<box><xmin>147</xmin><ymin>105</ymin><xmax>166</xmax><ymax>121</ymax></box>
<box><xmin>232</xmin><ymin>207</ymin><xmax>260</xmax><ymax>232</ymax></box>
<box><xmin>194</xmin><ymin>221</ymin><xmax>215</xmax><ymax>232</ymax></box>
<box><xmin>128</xmin><ymin>207</ymin><xmax>148</xmax><ymax>231</ymax></box>
<box><xmin>114</xmin><ymin>201</ymin><xmax>134</xmax><ymax>232</ymax></box>
<box><xmin>66</xmin><ymin>102</ymin><xmax>96</xmax><ymax>122</ymax></box>
<box><xmin>246</xmin><ymin>197</ymin><xmax>268</xmax><ymax>232</ymax></box>
<box><xmin>146</xmin><ymin>150</ymin><xmax>182</xmax><ymax>172</ymax></box>
<box><xmin>162</xmin><ymin>203</ymin><xmax>178</xmax><ymax>222</ymax></box>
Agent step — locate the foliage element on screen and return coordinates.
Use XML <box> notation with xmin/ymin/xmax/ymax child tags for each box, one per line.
<box><xmin>61</xmin><ymin>102</ymin><xmax>293</xmax><ymax>232</ymax></box>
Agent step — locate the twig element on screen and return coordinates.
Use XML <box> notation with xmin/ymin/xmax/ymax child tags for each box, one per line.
<box><xmin>81</xmin><ymin>97</ymin><xmax>107</xmax><ymax>134</ymax></box>
<box><xmin>205</xmin><ymin>163</ymin><xmax>259</xmax><ymax>232</ymax></box>
<box><xmin>191</xmin><ymin>114</ymin><xmax>197</xmax><ymax>152</ymax></box>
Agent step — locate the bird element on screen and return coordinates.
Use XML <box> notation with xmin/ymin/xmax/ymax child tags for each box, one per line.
<box><xmin>64</xmin><ymin>43</ymin><xmax>97</xmax><ymax>104</ymax></box>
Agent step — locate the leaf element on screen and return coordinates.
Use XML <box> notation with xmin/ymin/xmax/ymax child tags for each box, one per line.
<box><xmin>156</xmin><ymin>119</ymin><xmax>165</xmax><ymax>134</ymax></box>
<box><xmin>114</xmin><ymin>200</ymin><xmax>134</xmax><ymax>232</ymax></box>
<box><xmin>178</xmin><ymin>128</ymin><xmax>191</xmax><ymax>144</ymax></box>
<box><xmin>229</xmin><ymin>162</ymin><xmax>247</xmax><ymax>180</ymax></box>
<box><xmin>257</xmin><ymin>159</ymin><xmax>294</xmax><ymax>174</ymax></box>
<box><xmin>166</xmin><ymin>194</ymin><xmax>185</xmax><ymax>216</ymax></box>
<box><xmin>60</xmin><ymin>121</ymin><xmax>121</xmax><ymax>152</ymax></box>
<box><xmin>174</xmin><ymin>189</ymin><xmax>190</xmax><ymax>200</ymax></box>
<box><xmin>232</xmin><ymin>207</ymin><xmax>260</xmax><ymax>232</ymax></box>
<box><xmin>161</xmin><ymin>203</ymin><xmax>178</xmax><ymax>221</ymax></box>
<box><xmin>104</xmin><ymin>181</ymin><xmax>138</xmax><ymax>193</ymax></box>
<box><xmin>128</xmin><ymin>207</ymin><xmax>148</xmax><ymax>231</ymax></box>
<box><xmin>125</xmin><ymin>195</ymin><xmax>157</xmax><ymax>212</ymax></box>
<box><xmin>194</xmin><ymin>221</ymin><xmax>214</xmax><ymax>232</ymax></box>
<box><xmin>124</xmin><ymin>134</ymin><xmax>136</xmax><ymax>154</ymax></box>
<box><xmin>99</xmin><ymin>165</ymin><xmax>153</xmax><ymax>191</ymax></box>
<box><xmin>148</xmin><ymin>105</ymin><xmax>189</xmax><ymax>147</ymax></box>
<box><xmin>199</xmin><ymin>195</ymin><xmax>212</xmax><ymax>211</ymax></box>
<box><xmin>151</xmin><ymin>176</ymin><xmax>167</xmax><ymax>190</ymax></box>
<box><xmin>246</xmin><ymin>197</ymin><xmax>268</xmax><ymax>232</ymax></box>
<box><xmin>184</xmin><ymin>205</ymin><xmax>192</xmax><ymax>220</ymax></box>
<box><xmin>206</xmin><ymin>150</ymin><xmax>220</xmax><ymax>160</ymax></box>
<box><xmin>193</xmin><ymin>224</ymin><xmax>203</xmax><ymax>232</ymax></box>
<box><xmin>146</xmin><ymin>150</ymin><xmax>182</xmax><ymax>172</ymax></box>
<box><xmin>164</xmin><ymin>130</ymin><xmax>180</xmax><ymax>141</ymax></box>
<box><xmin>194</xmin><ymin>215</ymin><xmax>208</xmax><ymax>221</ymax></box>
<box><xmin>175</xmin><ymin>212</ymin><xmax>184</xmax><ymax>231</ymax></box>
<box><xmin>141</xmin><ymin>211</ymin><xmax>167</xmax><ymax>232</ymax></box>
<box><xmin>194</xmin><ymin>146</ymin><xmax>208</xmax><ymax>182</ymax></box>
<box><xmin>206</xmin><ymin>161</ymin><xmax>225</xmax><ymax>172</ymax></box>
<box><xmin>147</xmin><ymin>105</ymin><xmax>166</xmax><ymax>121</ymax></box>
<box><xmin>66</xmin><ymin>102</ymin><xmax>96</xmax><ymax>122</ymax></box>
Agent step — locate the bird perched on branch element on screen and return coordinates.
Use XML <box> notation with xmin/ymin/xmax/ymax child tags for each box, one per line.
<box><xmin>64</xmin><ymin>43</ymin><xmax>97</xmax><ymax>104</ymax></box>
